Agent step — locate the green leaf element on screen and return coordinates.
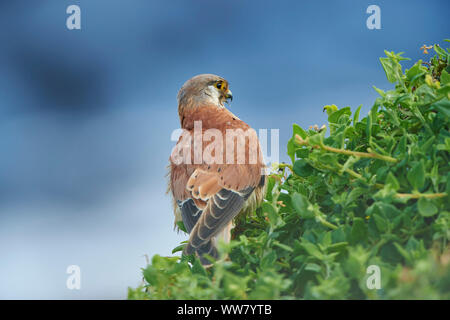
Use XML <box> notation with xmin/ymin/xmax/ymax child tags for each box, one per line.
<box><xmin>143</xmin><ymin>266</ymin><xmax>158</xmax><ymax>286</ymax></box>
<box><xmin>288</xmin><ymin>124</ymin><xmax>309</xmax><ymax>163</ymax></box>
<box><xmin>308</xmin><ymin>132</ymin><xmax>324</xmax><ymax>146</ymax></box>
<box><xmin>318</xmin><ymin>153</ymin><xmax>338</xmax><ymax>166</ymax></box>
<box><xmin>260</xmin><ymin>251</ymin><xmax>277</xmax><ymax>269</ymax></box>
<box><xmin>293</xmin><ymin>123</ymin><xmax>308</xmax><ymax>139</ymax></box>
<box><xmin>328</xmin><ymin>107</ymin><xmax>352</xmax><ymax>124</ymax></box>
<box><xmin>432</xmin><ymin>98</ymin><xmax>450</xmax><ymax>118</ymax></box>
<box><xmin>440</xmin><ymin>69</ymin><xmax>450</xmax><ymax>85</ymax></box>
<box><xmin>406</xmin><ymin>60</ymin><xmax>426</xmax><ymax>85</ymax></box>
<box><xmin>331</xmin><ymin>227</ymin><xmax>347</xmax><ymax>243</ymax></box>
<box><xmin>350</xmin><ymin>218</ymin><xmax>367</xmax><ymax>244</ymax></box>
<box><xmin>345</xmin><ymin>187</ymin><xmax>365</xmax><ymax>207</ymax></box>
<box><xmin>373</xmin><ymin>86</ymin><xmax>386</xmax><ymax>97</ymax></box>
<box><xmin>366</xmin><ymin>108</ymin><xmax>373</xmax><ymax>138</ymax></box>
<box><xmin>376</xmin><ymin>202</ymin><xmax>402</xmax><ymax>219</ymax></box>
<box><xmin>394</xmin><ymin>242</ymin><xmax>412</xmax><ymax>263</ymax></box>
<box><xmin>301</xmin><ymin>242</ymin><xmax>324</xmax><ymax>260</ymax></box>
<box><xmin>353</xmin><ymin>105</ymin><xmax>362</xmax><ymax>124</ymax></box>
<box><xmin>434</xmin><ymin>44</ymin><xmax>448</xmax><ymax>59</ymax></box>
<box><xmin>327</xmin><ymin>242</ymin><xmax>348</xmax><ymax>253</ymax></box>
<box><xmin>171</xmin><ymin>243</ymin><xmax>186</xmax><ymax>254</ymax></box>
<box><xmin>176</xmin><ymin>220</ymin><xmax>187</xmax><ymax>233</ymax></box>
<box><xmin>273</xmin><ymin>241</ymin><xmax>294</xmax><ymax>252</ymax></box>
<box><xmin>262</xmin><ymin>202</ymin><xmax>282</xmax><ymax>226</ymax></box>
<box><xmin>380</xmin><ymin>57</ymin><xmax>398</xmax><ymax>83</ymax></box>
<box><xmin>287</xmin><ymin>138</ymin><xmax>296</xmax><ymax>163</ymax></box>
<box><xmin>373</xmin><ymin>214</ymin><xmax>388</xmax><ymax>233</ymax></box>
<box><xmin>293</xmin><ymin>159</ymin><xmax>314</xmax><ymax>177</ymax></box>
<box><xmin>394</xmin><ymin>135</ymin><xmax>407</xmax><ymax>156</ymax></box>
<box><xmin>304</xmin><ymin>263</ymin><xmax>322</xmax><ymax>273</ymax></box>
<box><xmin>323</xmin><ymin>104</ymin><xmax>338</xmax><ymax>116</ymax></box>
<box><xmin>385</xmin><ymin>172</ymin><xmax>400</xmax><ymax>191</ymax></box>
<box><xmin>191</xmin><ymin>258</ymin><xmax>207</xmax><ymax>276</ymax></box>
<box><xmin>417</xmin><ymin>197</ymin><xmax>438</xmax><ymax>217</ymax></box>
<box><xmin>407</xmin><ymin>161</ymin><xmax>426</xmax><ymax>190</ymax></box>
<box><xmin>292</xmin><ymin>192</ymin><xmax>315</xmax><ymax>219</ymax></box>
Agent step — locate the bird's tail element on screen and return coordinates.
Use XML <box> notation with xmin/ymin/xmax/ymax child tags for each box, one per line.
<box><xmin>195</xmin><ymin>240</ymin><xmax>218</xmax><ymax>266</ymax></box>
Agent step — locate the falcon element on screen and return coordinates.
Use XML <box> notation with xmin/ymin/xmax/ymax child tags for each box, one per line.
<box><xmin>168</xmin><ymin>74</ymin><xmax>266</xmax><ymax>266</ymax></box>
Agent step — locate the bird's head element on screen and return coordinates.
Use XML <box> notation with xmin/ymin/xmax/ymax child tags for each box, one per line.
<box><xmin>177</xmin><ymin>74</ymin><xmax>233</xmax><ymax>112</ymax></box>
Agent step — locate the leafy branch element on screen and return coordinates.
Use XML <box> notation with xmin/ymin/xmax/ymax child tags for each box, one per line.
<box><xmin>129</xmin><ymin>41</ymin><xmax>450</xmax><ymax>300</ymax></box>
<box><xmin>294</xmin><ymin>134</ymin><xmax>398</xmax><ymax>163</ymax></box>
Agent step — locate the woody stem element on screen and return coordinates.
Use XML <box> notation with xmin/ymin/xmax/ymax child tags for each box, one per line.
<box><xmin>294</xmin><ymin>134</ymin><xmax>398</xmax><ymax>163</ymax></box>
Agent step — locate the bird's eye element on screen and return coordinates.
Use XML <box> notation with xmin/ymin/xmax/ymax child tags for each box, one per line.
<box><xmin>215</xmin><ymin>82</ymin><xmax>222</xmax><ymax>90</ymax></box>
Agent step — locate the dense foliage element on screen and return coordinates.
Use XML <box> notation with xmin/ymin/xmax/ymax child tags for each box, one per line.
<box><xmin>129</xmin><ymin>42</ymin><xmax>450</xmax><ymax>299</ymax></box>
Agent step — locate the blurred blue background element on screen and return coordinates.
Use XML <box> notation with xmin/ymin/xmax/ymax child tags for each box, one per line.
<box><xmin>0</xmin><ymin>0</ymin><xmax>448</xmax><ymax>299</ymax></box>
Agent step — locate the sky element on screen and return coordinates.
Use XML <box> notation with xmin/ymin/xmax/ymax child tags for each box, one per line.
<box><xmin>0</xmin><ymin>0</ymin><xmax>448</xmax><ymax>299</ymax></box>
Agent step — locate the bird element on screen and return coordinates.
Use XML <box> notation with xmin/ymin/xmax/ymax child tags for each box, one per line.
<box><xmin>168</xmin><ymin>74</ymin><xmax>266</xmax><ymax>266</ymax></box>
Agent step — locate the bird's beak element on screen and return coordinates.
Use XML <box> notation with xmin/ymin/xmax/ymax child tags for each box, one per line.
<box><xmin>225</xmin><ymin>89</ymin><xmax>233</xmax><ymax>103</ymax></box>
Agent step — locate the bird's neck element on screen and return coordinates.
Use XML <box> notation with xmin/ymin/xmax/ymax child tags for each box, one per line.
<box><xmin>179</xmin><ymin>104</ymin><xmax>236</xmax><ymax>130</ymax></box>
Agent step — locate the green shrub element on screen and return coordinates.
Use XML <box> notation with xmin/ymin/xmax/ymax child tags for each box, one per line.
<box><xmin>128</xmin><ymin>41</ymin><xmax>450</xmax><ymax>300</ymax></box>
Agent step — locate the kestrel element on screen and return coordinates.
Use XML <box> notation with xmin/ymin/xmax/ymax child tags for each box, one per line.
<box><xmin>168</xmin><ymin>74</ymin><xmax>266</xmax><ymax>266</ymax></box>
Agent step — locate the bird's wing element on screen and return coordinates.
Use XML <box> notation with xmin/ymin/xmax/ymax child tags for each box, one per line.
<box><xmin>169</xmin><ymin>163</ymin><xmax>206</xmax><ymax>233</ymax></box>
<box><xmin>184</xmin><ymin>163</ymin><xmax>262</xmax><ymax>256</ymax></box>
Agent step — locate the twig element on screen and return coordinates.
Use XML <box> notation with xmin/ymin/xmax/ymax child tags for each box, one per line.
<box><xmin>295</xmin><ymin>134</ymin><xmax>398</xmax><ymax>163</ymax></box>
